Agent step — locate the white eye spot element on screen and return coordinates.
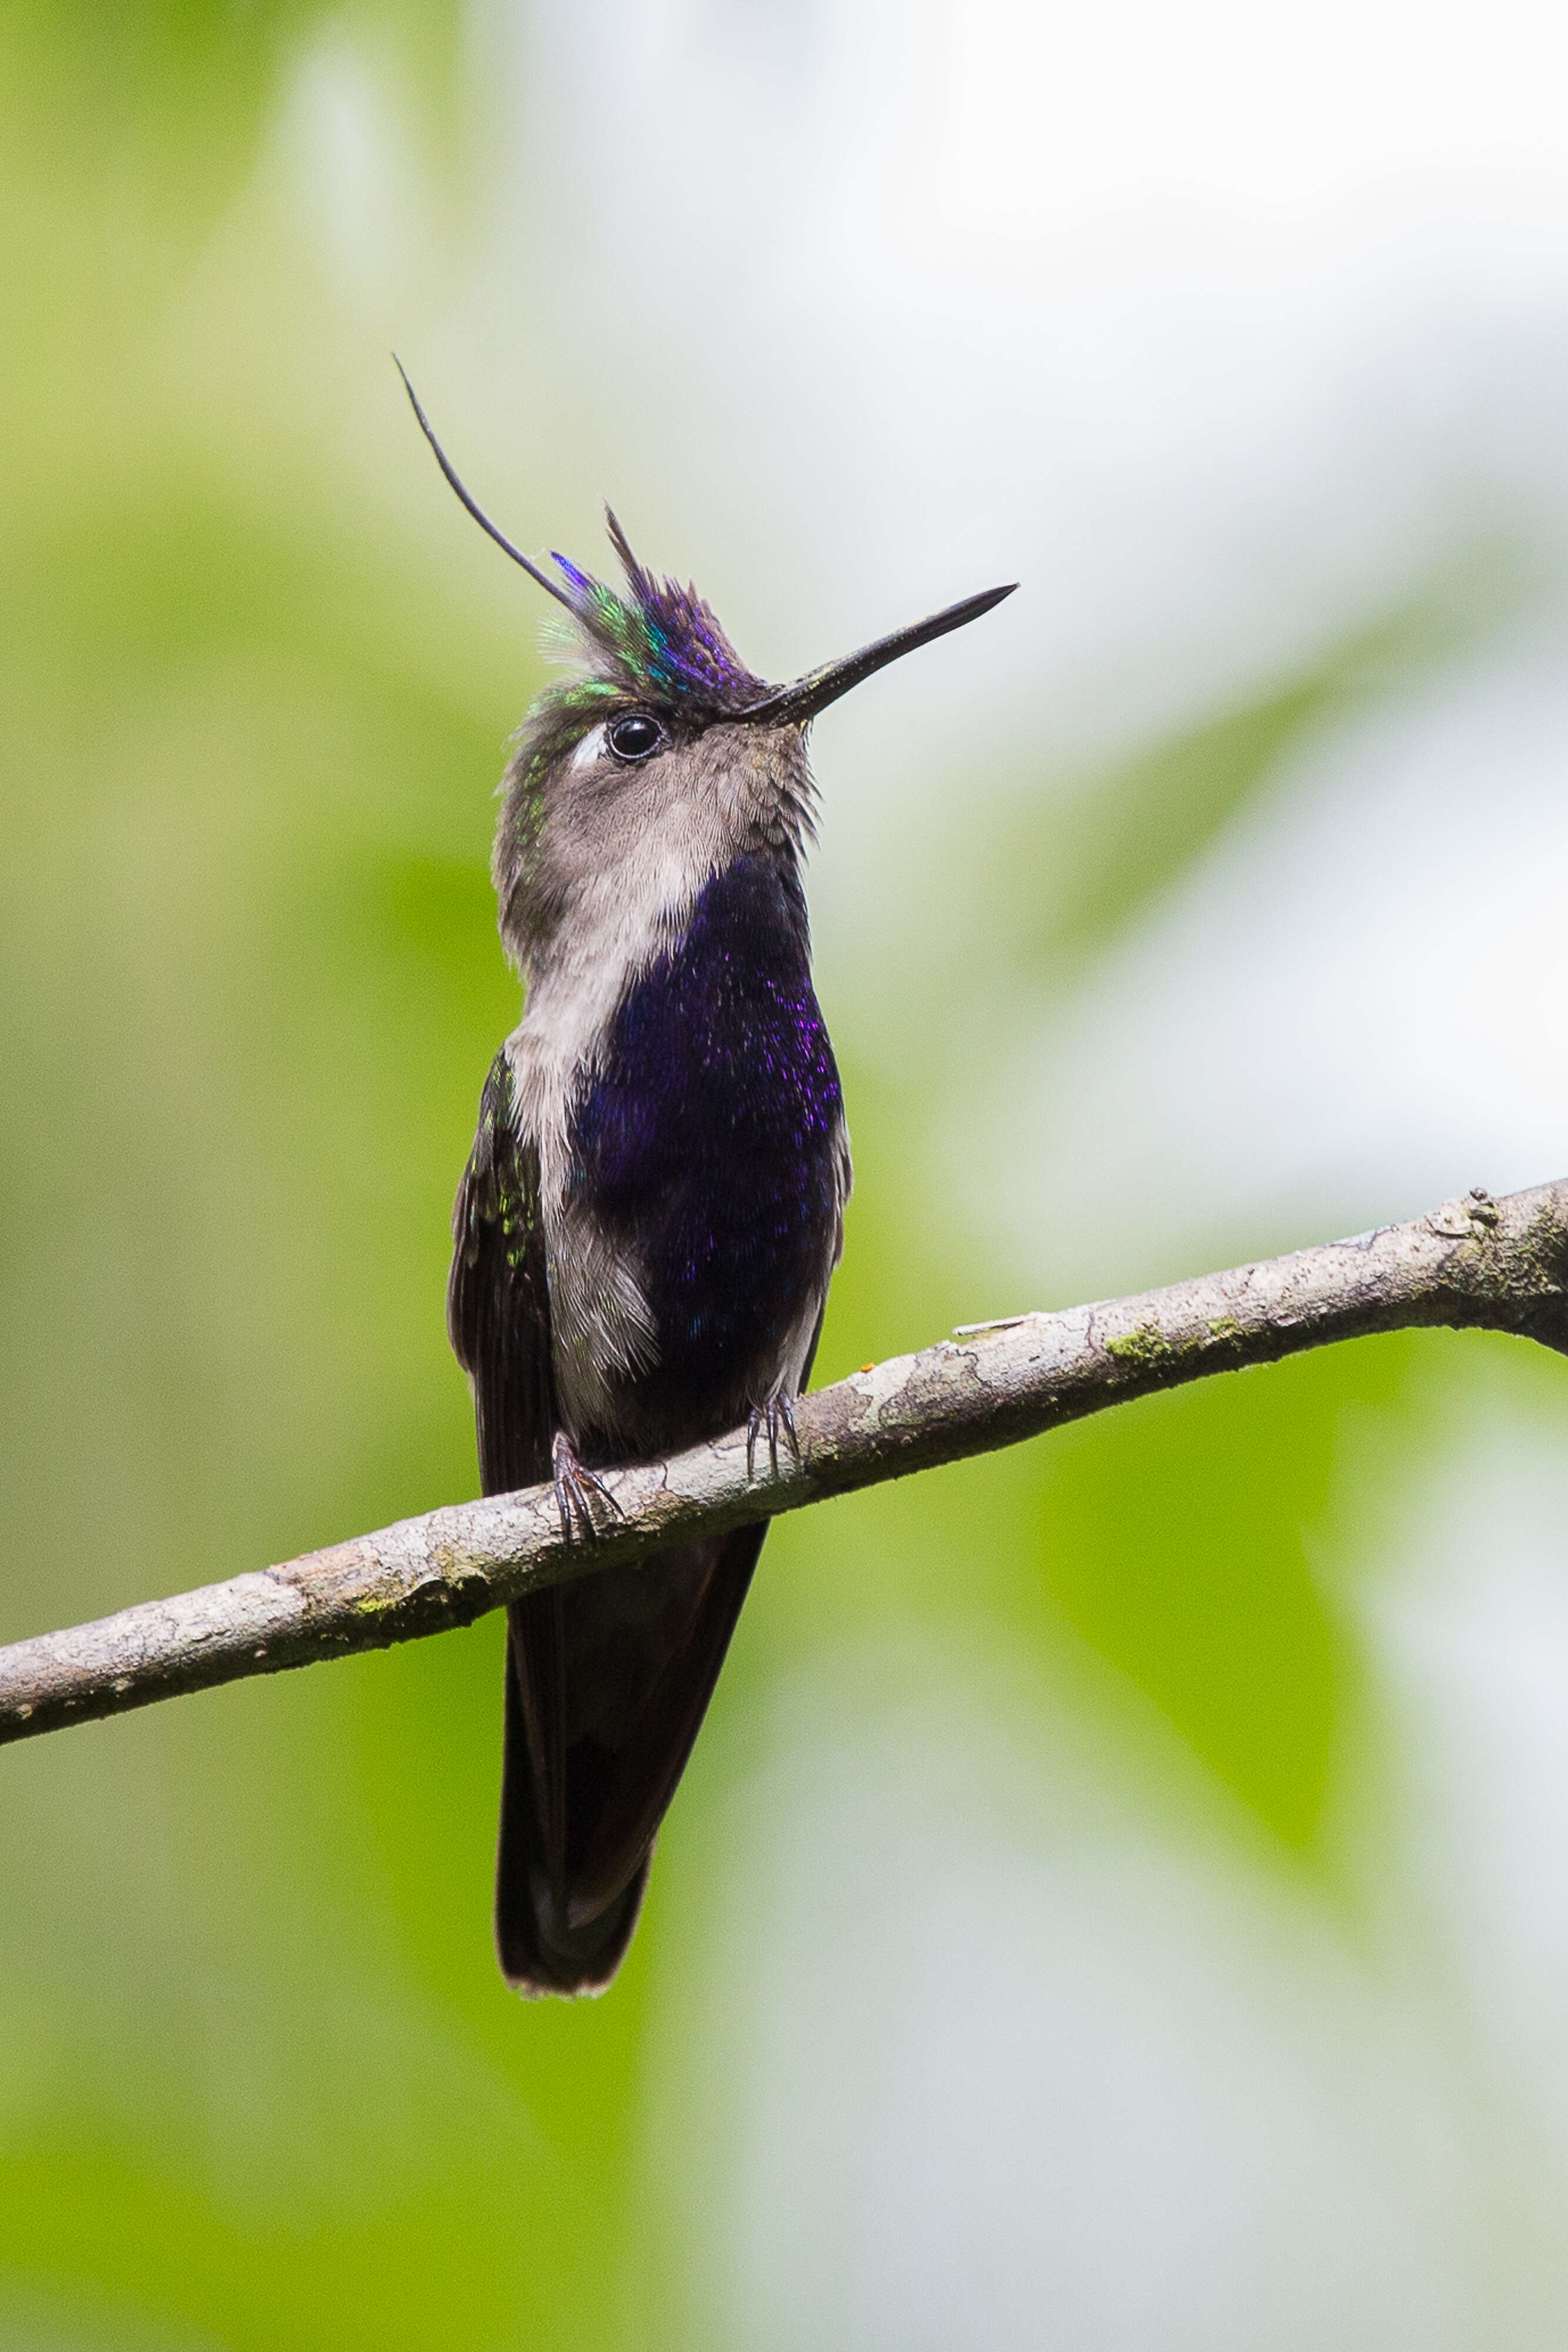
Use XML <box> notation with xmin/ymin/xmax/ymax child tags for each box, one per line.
<box><xmin>570</xmin><ymin>722</ymin><xmax>607</xmax><ymax>773</ymax></box>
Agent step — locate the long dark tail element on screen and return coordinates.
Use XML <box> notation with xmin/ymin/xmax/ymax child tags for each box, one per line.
<box><xmin>494</xmin><ymin>1523</ymin><xmax>765</xmax><ymax>1995</ymax></box>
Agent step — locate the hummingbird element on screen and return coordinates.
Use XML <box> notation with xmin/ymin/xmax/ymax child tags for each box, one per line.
<box><xmin>400</xmin><ymin>365</ymin><xmax>1015</xmax><ymax>1995</ymax></box>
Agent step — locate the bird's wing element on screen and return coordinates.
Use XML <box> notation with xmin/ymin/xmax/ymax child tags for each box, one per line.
<box><xmin>448</xmin><ymin>1050</ymin><xmax>556</xmax><ymax>1499</ymax></box>
<box><xmin>449</xmin><ymin>1054</ymin><xmax>580</xmax><ymax>1982</ymax></box>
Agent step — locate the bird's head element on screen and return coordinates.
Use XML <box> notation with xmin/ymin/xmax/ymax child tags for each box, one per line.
<box><xmin>397</xmin><ymin>365</ymin><xmax>1014</xmax><ymax>963</ymax></box>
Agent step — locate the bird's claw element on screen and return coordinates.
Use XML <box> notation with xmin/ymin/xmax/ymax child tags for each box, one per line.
<box><xmin>551</xmin><ymin>1432</ymin><xmax>622</xmax><ymax>1544</ymax></box>
<box><xmin>747</xmin><ymin>1393</ymin><xmax>801</xmax><ymax>1479</ymax></box>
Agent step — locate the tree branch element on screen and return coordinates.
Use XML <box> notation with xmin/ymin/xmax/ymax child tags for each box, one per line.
<box><xmin>4</xmin><ymin>1178</ymin><xmax>1566</xmax><ymax>1748</ymax></box>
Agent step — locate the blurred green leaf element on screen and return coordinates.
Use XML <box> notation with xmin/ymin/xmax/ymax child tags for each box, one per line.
<box><xmin>994</xmin><ymin>563</ymin><xmax>1520</xmax><ymax>981</ymax></box>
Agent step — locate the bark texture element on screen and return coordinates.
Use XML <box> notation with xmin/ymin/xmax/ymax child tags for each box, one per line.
<box><xmin>4</xmin><ymin>1178</ymin><xmax>1566</xmax><ymax>1746</ymax></box>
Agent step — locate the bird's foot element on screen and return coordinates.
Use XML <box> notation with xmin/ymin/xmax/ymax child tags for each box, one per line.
<box><xmin>551</xmin><ymin>1431</ymin><xmax>622</xmax><ymax>1544</ymax></box>
<box><xmin>747</xmin><ymin>1392</ymin><xmax>801</xmax><ymax>1479</ymax></box>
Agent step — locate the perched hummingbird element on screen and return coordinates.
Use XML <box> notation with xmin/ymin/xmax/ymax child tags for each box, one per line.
<box><xmin>401</xmin><ymin>367</ymin><xmax>1015</xmax><ymax>1994</ymax></box>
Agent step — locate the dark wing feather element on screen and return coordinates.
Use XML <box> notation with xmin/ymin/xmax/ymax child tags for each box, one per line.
<box><xmin>448</xmin><ymin>1052</ymin><xmax>554</xmax><ymax>1499</ymax></box>
<box><xmin>496</xmin><ymin>1525</ymin><xmax>765</xmax><ymax>1992</ymax></box>
<box><xmin>450</xmin><ymin>1055</ymin><xmax>591</xmax><ymax>1985</ymax></box>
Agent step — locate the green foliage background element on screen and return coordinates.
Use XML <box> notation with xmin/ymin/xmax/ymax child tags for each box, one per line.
<box><xmin>2</xmin><ymin>7</ymin><xmax>1561</xmax><ymax>2346</ymax></box>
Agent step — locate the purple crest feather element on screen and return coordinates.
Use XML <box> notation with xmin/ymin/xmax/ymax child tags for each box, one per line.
<box><xmin>548</xmin><ymin>510</ymin><xmax>765</xmax><ymax>713</ymax></box>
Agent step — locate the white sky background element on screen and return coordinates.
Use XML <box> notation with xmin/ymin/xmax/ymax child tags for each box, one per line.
<box><xmin>280</xmin><ymin>1</ymin><xmax>1568</xmax><ymax>2340</ymax></box>
<box><xmin>896</xmin><ymin>0</ymin><xmax>1568</xmax><ymax>295</ymax></box>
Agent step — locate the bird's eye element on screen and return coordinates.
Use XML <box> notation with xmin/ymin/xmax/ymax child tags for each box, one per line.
<box><xmin>606</xmin><ymin>713</ymin><xmax>664</xmax><ymax>763</ymax></box>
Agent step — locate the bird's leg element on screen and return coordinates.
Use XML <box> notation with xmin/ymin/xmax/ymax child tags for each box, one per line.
<box><xmin>550</xmin><ymin>1429</ymin><xmax>622</xmax><ymax>1544</ymax></box>
<box><xmin>746</xmin><ymin>1390</ymin><xmax>801</xmax><ymax>1479</ymax></box>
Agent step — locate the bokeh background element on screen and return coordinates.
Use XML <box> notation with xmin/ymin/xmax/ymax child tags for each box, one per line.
<box><xmin>8</xmin><ymin>1</ymin><xmax>1568</xmax><ymax>2343</ymax></box>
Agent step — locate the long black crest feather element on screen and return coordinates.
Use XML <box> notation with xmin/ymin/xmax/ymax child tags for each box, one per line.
<box><xmin>393</xmin><ymin>358</ymin><xmax>581</xmax><ymax>619</ymax></box>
